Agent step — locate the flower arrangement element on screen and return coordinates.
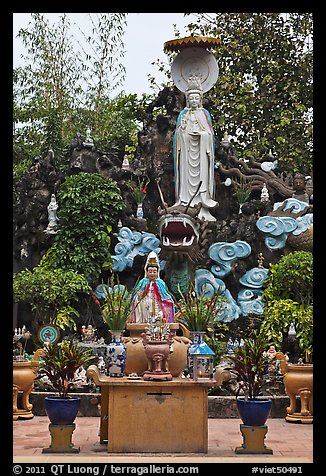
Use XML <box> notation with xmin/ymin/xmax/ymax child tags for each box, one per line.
<box><xmin>175</xmin><ymin>282</ymin><xmax>226</xmax><ymax>332</ymax></box>
<box><xmin>92</xmin><ymin>275</ymin><xmax>133</xmax><ymax>331</ymax></box>
<box><xmin>128</xmin><ymin>176</ymin><xmax>150</xmax><ymax>204</ymax></box>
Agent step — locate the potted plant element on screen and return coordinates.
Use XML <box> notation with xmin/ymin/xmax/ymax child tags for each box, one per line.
<box><xmin>37</xmin><ymin>339</ymin><xmax>95</xmax><ymax>425</ymax></box>
<box><xmin>93</xmin><ymin>275</ymin><xmax>133</xmax><ymax>376</ymax></box>
<box><xmin>226</xmin><ymin>334</ymin><xmax>273</xmax><ymax>426</ymax></box>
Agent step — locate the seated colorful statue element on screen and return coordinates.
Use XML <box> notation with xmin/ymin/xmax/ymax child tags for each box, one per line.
<box><xmin>131</xmin><ymin>252</ymin><xmax>175</xmax><ymax>324</ymax></box>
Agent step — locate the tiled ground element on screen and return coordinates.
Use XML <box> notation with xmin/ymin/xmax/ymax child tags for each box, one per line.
<box><xmin>13</xmin><ymin>416</ymin><xmax>313</xmax><ymax>463</ymax></box>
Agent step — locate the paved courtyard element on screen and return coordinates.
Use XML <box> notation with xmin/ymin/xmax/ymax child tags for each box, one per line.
<box><xmin>13</xmin><ymin>416</ymin><xmax>313</xmax><ymax>464</ymax></box>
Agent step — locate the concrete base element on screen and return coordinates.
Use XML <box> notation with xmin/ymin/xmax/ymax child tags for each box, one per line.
<box><xmin>42</xmin><ymin>423</ymin><xmax>80</xmax><ymax>454</ymax></box>
<box><xmin>235</xmin><ymin>424</ymin><xmax>273</xmax><ymax>455</ymax></box>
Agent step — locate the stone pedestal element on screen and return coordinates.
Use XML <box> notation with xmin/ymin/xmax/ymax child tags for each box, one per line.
<box><xmin>42</xmin><ymin>423</ymin><xmax>80</xmax><ymax>453</ymax></box>
<box><xmin>235</xmin><ymin>424</ymin><xmax>273</xmax><ymax>454</ymax></box>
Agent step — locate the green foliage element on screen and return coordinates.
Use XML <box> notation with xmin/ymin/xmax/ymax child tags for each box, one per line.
<box><xmin>13</xmin><ymin>13</ymin><xmax>83</xmax><ymax>159</ymax></box>
<box><xmin>262</xmin><ymin>251</ymin><xmax>313</xmax><ymax>306</ymax></box>
<box><xmin>127</xmin><ymin>176</ymin><xmax>150</xmax><ymax>204</ymax></box>
<box><xmin>181</xmin><ymin>13</ymin><xmax>313</xmax><ymax>173</ymax></box>
<box><xmin>13</xmin><ymin>266</ymin><xmax>91</xmax><ymax>330</ymax></box>
<box><xmin>13</xmin><ymin>158</ymin><xmax>32</xmax><ymax>181</ymax></box>
<box><xmin>260</xmin><ymin>300</ymin><xmax>313</xmax><ymax>361</ymax></box>
<box><xmin>92</xmin><ymin>93</ymin><xmax>144</xmax><ymax>153</ymax></box>
<box><xmin>175</xmin><ymin>282</ymin><xmax>226</xmax><ymax>332</ymax></box>
<box><xmin>227</xmin><ymin>334</ymin><xmax>272</xmax><ymax>399</ymax></box>
<box><xmin>94</xmin><ymin>275</ymin><xmax>133</xmax><ymax>330</ymax></box>
<box><xmin>232</xmin><ymin>175</ymin><xmax>253</xmax><ymax>204</ymax></box>
<box><xmin>13</xmin><ymin>14</ymin><xmax>143</xmax><ymax>164</ymax></box>
<box><xmin>260</xmin><ymin>251</ymin><xmax>313</xmax><ymax>361</ymax></box>
<box><xmin>37</xmin><ymin>340</ymin><xmax>95</xmax><ymax>397</ymax></box>
<box><xmin>52</xmin><ymin>172</ymin><xmax>124</xmax><ymax>284</ymax></box>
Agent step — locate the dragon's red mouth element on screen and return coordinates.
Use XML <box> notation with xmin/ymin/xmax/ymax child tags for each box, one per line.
<box><xmin>159</xmin><ymin>215</ymin><xmax>198</xmax><ymax>248</ymax></box>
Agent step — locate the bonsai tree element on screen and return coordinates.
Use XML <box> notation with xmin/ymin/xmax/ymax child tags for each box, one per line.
<box><xmin>37</xmin><ymin>340</ymin><xmax>95</xmax><ymax>398</ymax></box>
<box><xmin>259</xmin><ymin>251</ymin><xmax>313</xmax><ymax>362</ymax></box>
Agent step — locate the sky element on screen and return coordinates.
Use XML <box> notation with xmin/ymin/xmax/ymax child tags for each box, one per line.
<box><xmin>12</xmin><ymin>12</ymin><xmax>194</xmax><ymax>96</ymax></box>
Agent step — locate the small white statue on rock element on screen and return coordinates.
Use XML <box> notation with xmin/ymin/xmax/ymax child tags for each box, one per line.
<box><xmin>260</xmin><ymin>183</ymin><xmax>269</xmax><ymax>202</ymax></box>
<box><xmin>46</xmin><ymin>194</ymin><xmax>58</xmax><ymax>233</ymax></box>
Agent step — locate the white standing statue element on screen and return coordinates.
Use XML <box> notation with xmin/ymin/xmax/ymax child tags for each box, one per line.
<box><xmin>260</xmin><ymin>183</ymin><xmax>269</xmax><ymax>202</ymax></box>
<box><xmin>173</xmin><ymin>75</ymin><xmax>218</xmax><ymax>221</ymax></box>
<box><xmin>47</xmin><ymin>194</ymin><xmax>58</xmax><ymax>231</ymax></box>
<box><xmin>166</xmin><ymin>41</ymin><xmax>220</xmax><ymax>222</ymax></box>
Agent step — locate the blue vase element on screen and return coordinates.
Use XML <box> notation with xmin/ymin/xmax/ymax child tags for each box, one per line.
<box><xmin>106</xmin><ymin>331</ymin><xmax>127</xmax><ymax>377</ymax></box>
<box><xmin>236</xmin><ymin>398</ymin><xmax>272</xmax><ymax>426</ymax></box>
<box><xmin>44</xmin><ymin>396</ymin><xmax>80</xmax><ymax>425</ymax></box>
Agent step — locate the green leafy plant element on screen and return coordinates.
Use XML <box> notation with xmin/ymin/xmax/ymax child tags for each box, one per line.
<box><xmin>13</xmin><ymin>266</ymin><xmax>92</xmax><ymax>331</ymax></box>
<box><xmin>175</xmin><ymin>282</ymin><xmax>226</xmax><ymax>332</ymax></box>
<box><xmin>260</xmin><ymin>251</ymin><xmax>313</xmax><ymax>361</ymax></box>
<box><xmin>37</xmin><ymin>340</ymin><xmax>95</xmax><ymax>397</ymax></box>
<box><xmin>262</xmin><ymin>251</ymin><xmax>313</xmax><ymax>306</ymax></box>
<box><xmin>232</xmin><ymin>175</ymin><xmax>252</xmax><ymax>204</ymax></box>
<box><xmin>51</xmin><ymin>172</ymin><xmax>124</xmax><ymax>284</ymax></box>
<box><xmin>92</xmin><ymin>275</ymin><xmax>133</xmax><ymax>330</ymax></box>
<box><xmin>227</xmin><ymin>334</ymin><xmax>272</xmax><ymax>399</ymax></box>
<box><xmin>259</xmin><ymin>300</ymin><xmax>313</xmax><ymax>362</ymax></box>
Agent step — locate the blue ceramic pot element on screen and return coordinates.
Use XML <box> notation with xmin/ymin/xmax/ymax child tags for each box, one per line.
<box><xmin>236</xmin><ymin>398</ymin><xmax>272</xmax><ymax>426</ymax></box>
<box><xmin>44</xmin><ymin>396</ymin><xmax>80</xmax><ymax>425</ymax></box>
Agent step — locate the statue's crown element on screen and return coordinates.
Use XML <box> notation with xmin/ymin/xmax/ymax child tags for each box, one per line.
<box><xmin>145</xmin><ymin>251</ymin><xmax>160</xmax><ymax>270</ymax></box>
<box><xmin>185</xmin><ymin>75</ymin><xmax>203</xmax><ymax>95</ymax></box>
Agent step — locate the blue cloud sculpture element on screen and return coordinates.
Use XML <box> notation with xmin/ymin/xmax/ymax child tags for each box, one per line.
<box><xmin>208</xmin><ymin>240</ymin><xmax>252</xmax><ymax>277</ymax></box>
<box><xmin>111</xmin><ymin>227</ymin><xmax>161</xmax><ymax>272</ymax></box>
<box><xmin>195</xmin><ymin>268</ymin><xmax>241</xmax><ymax>322</ymax></box>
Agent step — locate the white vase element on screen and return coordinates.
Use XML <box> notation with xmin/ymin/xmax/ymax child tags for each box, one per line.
<box><xmin>106</xmin><ymin>331</ymin><xmax>126</xmax><ymax>377</ymax></box>
<box><xmin>136</xmin><ymin>203</ymin><xmax>144</xmax><ymax>218</ymax></box>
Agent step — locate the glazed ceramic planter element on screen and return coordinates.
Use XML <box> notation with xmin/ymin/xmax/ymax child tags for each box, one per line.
<box><xmin>44</xmin><ymin>396</ymin><xmax>81</xmax><ymax>425</ymax></box>
<box><xmin>236</xmin><ymin>398</ymin><xmax>272</xmax><ymax>426</ymax></box>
